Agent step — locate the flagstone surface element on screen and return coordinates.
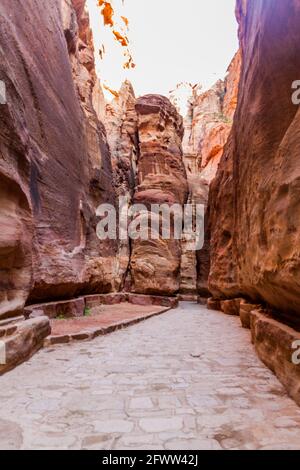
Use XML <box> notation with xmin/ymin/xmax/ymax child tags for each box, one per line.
<box><xmin>1</xmin><ymin>303</ymin><xmax>300</xmax><ymax>450</ymax></box>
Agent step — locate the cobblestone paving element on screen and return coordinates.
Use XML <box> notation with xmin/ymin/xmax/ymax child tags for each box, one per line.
<box><xmin>1</xmin><ymin>302</ymin><xmax>300</xmax><ymax>450</ymax></box>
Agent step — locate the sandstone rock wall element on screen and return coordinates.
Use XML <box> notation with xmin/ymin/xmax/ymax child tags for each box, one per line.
<box><xmin>105</xmin><ymin>81</ymin><xmax>139</xmax><ymax>289</ymax></box>
<box><xmin>104</xmin><ymin>89</ymin><xmax>189</xmax><ymax>296</ymax></box>
<box><xmin>130</xmin><ymin>95</ymin><xmax>189</xmax><ymax>295</ymax></box>
<box><xmin>178</xmin><ymin>53</ymin><xmax>241</xmax><ymax>295</ymax></box>
<box><xmin>64</xmin><ymin>1</ymin><xmax>121</xmax><ymax>296</ymax></box>
<box><xmin>208</xmin><ymin>0</ymin><xmax>300</xmax><ymax>315</ymax></box>
<box><xmin>0</xmin><ymin>0</ymin><xmax>118</xmax><ymax>320</ymax></box>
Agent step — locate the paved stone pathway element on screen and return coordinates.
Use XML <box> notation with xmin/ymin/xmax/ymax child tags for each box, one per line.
<box><xmin>1</xmin><ymin>302</ymin><xmax>300</xmax><ymax>450</ymax></box>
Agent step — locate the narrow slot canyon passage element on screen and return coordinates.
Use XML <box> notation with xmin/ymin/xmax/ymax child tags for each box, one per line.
<box><xmin>1</xmin><ymin>0</ymin><xmax>300</xmax><ymax>453</ymax></box>
<box><xmin>1</xmin><ymin>303</ymin><xmax>300</xmax><ymax>451</ymax></box>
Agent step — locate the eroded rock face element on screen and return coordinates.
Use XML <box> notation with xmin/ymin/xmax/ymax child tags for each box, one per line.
<box><xmin>105</xmin><ymin>80</ymin><xmax>138</xmax><ymax>195</ymax></box>
<box><xmin>64</xmin><ymin>1</ymin><xmax>121</xmax><ymax>296</ymax></box>
<box><xmin>104</xmin><ymin>89</ymin><xmax>190</xmax><ymax>296</ymax></box>
<box><xmin>105</xmin><ymin>81</ymin><xmax>139</xmax><ymax>289</ymax></box>
<box><xmin>0</xmin><ymin>0</ymin><xmax>118</xmax><ymax>319</ymax></box>
<box><xmin>183</xmin><ymin>81</ymin><xmax>228</xmax><ymax>180</ymax></box>
<box><xmin>0</xmin><ymin>173</ymin><xmax>33</xmax><ymax>319</ymax></box>
<box><xmin>130</xmin><ymin>95</ymin><xmax>188</xmax><ymax>295</ymax></box>
<box><xmin>208</xmin><ymin>0</ymin><xmax>300</xmax><ymax>315</ymax></box>
<box><xmin>179</xmin><ymin>53</ymin><xmax>241</xmax><ymax>295</ymax></box>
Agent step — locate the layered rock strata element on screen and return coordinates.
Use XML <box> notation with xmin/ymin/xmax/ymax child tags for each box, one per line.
<box><xmin>206</xmin><ymin>0</ymin><xmax>300</xmax><ymax>406</ymax></box>
<box><xmin>178</xmin><ymin>53</ymin><xmax>241</xmax><ymax>295</ymax></box>
<box><xmin>208</xmin><ymin>0</ymin><xmax>300</xmax><ymax>315</ymax></box>
<box><xmin>105</xmin><ymin>81</ymin><xmax>139</xmax><ymax>289</ymax></box>
<box><xmin>0</xmin><ymin>0</ymin><xmax>119</xmax><ymax>322</ymax></box>
<box><xmin>105</xmin><ymin>89</ymin><xmax>190</xmax><ymax>295</ymax></box>
<box><xmin>130</xmin><ymin>95</ymin><xmax>189</xmax><ymax>295</ymax></box>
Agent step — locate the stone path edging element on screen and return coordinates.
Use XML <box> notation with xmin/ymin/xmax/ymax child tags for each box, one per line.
<box><xmin>44</xmin><ymin>307</ymin><xmax>171</xmax><ymax>347</ymax></box>
<box><xmin>25</xmin><ymin>293</ymin><xmax>178</xmax><ymax>320</ymax></box>
<box><xmin>206</xmin><ymin>296</ymin><xmax>300</xmax><ymax>407</ymax></box>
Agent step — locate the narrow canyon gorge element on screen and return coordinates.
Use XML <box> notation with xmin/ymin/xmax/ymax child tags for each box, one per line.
<box><xmin>1</xmin><ymin>0</ymin><xmax>300</xmax><ymax>446</ymax></box>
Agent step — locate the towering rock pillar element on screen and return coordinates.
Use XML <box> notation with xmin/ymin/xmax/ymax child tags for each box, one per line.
<box><xmin>130</xmin><ymin>95</ymin><xmax>189</xmax><ymax>295</ymax></box>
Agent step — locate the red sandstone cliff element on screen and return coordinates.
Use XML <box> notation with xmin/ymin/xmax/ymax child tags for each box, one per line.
<box><xmin>130</xmin><ymin>95</ymin><xmax>189</xmax><ymax>295</ymax></box>
<box><xmin>104</xmin><ymin>86</ymin><xmax>190</xmax><ymax>296</ymax></box>
<box><xmin>105</xmin><ymin>80</ymin><xmax>139</xmax><ymax>289</ymax></box>
<box><xmin>0</xmin><ymin>0</ymin><xmax>118</xmax><ymax>320</ymax></box>
<box><xmin>177</xmin><ymin>53</ymin><xmax>241</xmax><ymax>296</ymax></box>
<box><xmin>208</xmin><ymin>0</ymin><xmax>300</xmax><ymax>315</ymax></box>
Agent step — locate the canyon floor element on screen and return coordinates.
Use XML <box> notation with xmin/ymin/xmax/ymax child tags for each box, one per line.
<box><xmin>1</xmin><ymin>302</ymin><xmax>300</xmax><ymax>450</ymax></box>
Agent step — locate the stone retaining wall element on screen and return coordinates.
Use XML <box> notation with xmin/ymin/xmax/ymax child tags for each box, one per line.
<box><xmin>206</xmin><ymin>296</ymin><xmax>300</xmax><ymax>406</ymax></box>
<box><xmin>25</xmin><ymin>293</ymin><xmax>179</xmax><ymax>320</ymax></box>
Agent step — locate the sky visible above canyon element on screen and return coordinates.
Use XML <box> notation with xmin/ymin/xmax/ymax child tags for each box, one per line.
<box><xmin>87</xmin><ymin>0</ymin><xmax>239</xmax><ymax>107</ymax></box>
